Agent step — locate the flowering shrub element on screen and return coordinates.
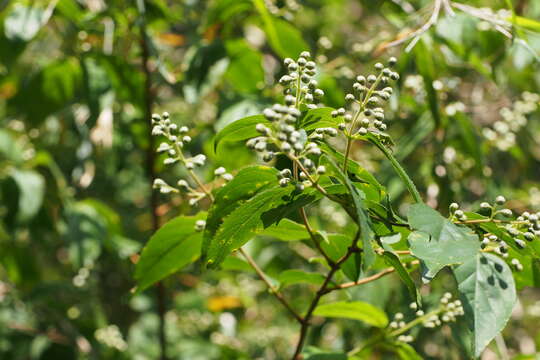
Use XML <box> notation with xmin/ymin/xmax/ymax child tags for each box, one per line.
<box><xmin>136</xmin><ymin>53</ymin><xmax>540</xmax><ymax>359</ymax></box>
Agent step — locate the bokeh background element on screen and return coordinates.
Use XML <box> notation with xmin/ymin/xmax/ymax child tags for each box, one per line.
<box><xmin>1</xmin><ymin>0</ymin><xmax>540</xmax><ymax>359</ymax></box>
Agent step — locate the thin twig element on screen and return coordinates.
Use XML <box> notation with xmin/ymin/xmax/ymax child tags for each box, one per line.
<box><xmin>291</xmin><ymin>232</ymin><xmax>361</xmax><ymax>360</ymax></box>
<box><xmin>384</xmin><ymin>0</ymin><xmax>443</xmax><ymax>51</ymax></box>
<box><xmin>299</xmin><ymin>207</ymin><xmax>335</xmax><ymax>267</ymax></box>
<box><xmin>239</xmin><ymin>248</ymin><xmax>304</xmax><ymax>323</ymax></box>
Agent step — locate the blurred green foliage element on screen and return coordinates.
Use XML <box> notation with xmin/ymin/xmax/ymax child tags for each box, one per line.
<box><xmin>1</xmin><ymin>0</ymin><xmax>540</xmax><ymax>359</ymax></box>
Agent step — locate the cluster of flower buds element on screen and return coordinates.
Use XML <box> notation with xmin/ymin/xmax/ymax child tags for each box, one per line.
<box><xmin>390</xmin><ymin>294</ymin><xmax>464</xmax><ymax>344</ymax></box>
<box><xmin>214</xmin><ymin>167</ymin><xmax>233</xmax><ymax>183</ymax></box>
<box><xmin>449</xmin><ymin>202</ymin><xmax>468</xmax><ymax>221</ymax></box>
<box><xmin>279</xmin><ymin>51</ymin><xmax>325</xmax><ymax>110</ymax></box>
<box><xmin>423</xmin><ymin>293</ymin><xmax>464</xmax><ymax>328</ymax></box>
<box><xmin>483</xmin><ymin>92</ymin><xmax>540</xmax><ymax>151</ymax></box>
<box><xmin>151</xmin><ymin>112</ymin><xmax>217</xmax><ymax>206</ymax></box>
<box><xmin>333</xmin><ymin>58</ymin><xmax>399</xmax><ymax>137</ymax></box>
<box><xmin>247</xmin><ymin>53</ymin><xmax>332</xmax><ymax>191</ymax></box>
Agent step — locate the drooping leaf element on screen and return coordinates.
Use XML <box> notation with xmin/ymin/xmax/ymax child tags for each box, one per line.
<box><xmin>381</xmin><ymin>251</ymin><xmax>420</xmax><ymax>305</ymax></box>
<box><xmin>453</xmin><ymin>253</ymin><xmax>517</xmax><ymax>357</ymax></box>
<box><xmin>134</xmin><ymin>213</ymin><xmax>206</xmax><ymax>292</ymax></box>
<box><xmin>213</xmin><ymin>114</ymin><xmax>270</xmax><ymax>152</ymax></box>
<box><xmin>321</xmin><ymin>155</ymin><xmax>375</xmax><ymax>270</ymax></box>
<box><xmin>365</xmin><ymin>133</ymin><xmax>422</xmax><ymax>203</ymax></box>
<box><xmin>313</xmin><ymin>301</ymin><xmax>388</xmax><ymax>328</ymax></box>
<box><xmin>407</xmin><ymin>203</ymin><xmax>480</xmax><ymax>282</ymax></box>
<box><xmin>277</xmin><ymin>269</ymin><xmax>325</xmax><ymax>289</ymax></box>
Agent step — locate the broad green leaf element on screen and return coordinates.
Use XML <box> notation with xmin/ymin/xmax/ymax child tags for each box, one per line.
<box><xmin>253</xmin><ymin>0</ymin><xmax>309</xmax><ymax>58</ymax></box>
<box><xmin>320</xmin><ymin>233</ymin><xmax>361</xmax><ymax>282</ymax></box>
<box><xmin>259</xmin><ymin>218</ymin><xmax>309</xmax><ymax>241</ymax></box>
<box><xmin>313</xmin><ymin>301</ymin><xmax>388</xmax><ymax>328</ymax></box>
<box><xmin>298</xmin><ymin>107</ymin><xmax>342</xmax><ymax>132</ymax></box>
<box><xmin>206</xmin><ymin>185</ymin><xmax>295</xmax><ymax>268</ymax></box>
<box><xmin>277</xmin><ymin>269</ymin><xmax>325</xmax><ymax>289</ymax></box>
<box><xmin>453</xmin><ymin>253</ymin><xmax>517</xmax><ymax>358</ymax></box>
<box><xmin>381</xmin><ymin>252</ymin><xmax>420</xmax><ymax>305</ymax></box>
<box><xmin>213</xmin><ymin>114</ymin><xmax>270</xmax><ymax>152</ymax></box>
<box><xmin>202</xmin><ymin>166</ymin><xmax>279</xmax><ymax>261</ymax></box>
<box><xmin>134</xmin><ymin>213</ymin><xmax>206</xmax><ymax>292</ymax></box>
<box><xmin>10</xmin><ymin>169</ymin><xmax>45</xmax><ymax>222</ymax></box>
<box><xmin>407</xmin><ymin>203</ymin><xmax>480</xmax><ymax>282</ymax></box>
<box><xmin>220</xmin><ymin>256</ymin><xmax>253</xmax><ymax>272</ymax></box>
<box><xmin>321</xmin><ymin>155</ymin><xmax>375</xmax><ymax>270</ymax></box>
<box><xmin>224</xmin><ymin>40</ymin><xmax>264</xmax><ymax>93</ymax></box>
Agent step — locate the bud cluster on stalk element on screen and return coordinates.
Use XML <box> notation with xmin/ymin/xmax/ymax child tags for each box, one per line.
<box><xmin>390</xmin><ymin>294</ymin><xmax>464</xmax><ymax>344</ymax></box>
<box><xmin>279</xmin><ymin>51</ymin><xmax>325</xmax><ymax>109</ymax></box>
<box><xmin>333</xmin><ymin>57</ymin><xmax>399</xmax><ymax>137</ymax></box>
<box><xmin>451</xmin><ymin>197</ymin><xmax>539</xmax><ymax>268</ymax></box>
<box><xmin>150</xmin><ymin>112</ymin><xmax>232</xmax><ymax>206</ymax></box>
<box><xmin>248</xmin><ymin>52</ymin><xmax>329</xmax><ymax>191</ymax></box>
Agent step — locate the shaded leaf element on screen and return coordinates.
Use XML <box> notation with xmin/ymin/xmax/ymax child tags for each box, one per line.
<box><xmin>453</xmin><ymin>253</ymin><xmax>517</xmax><ymax>357</ymax></box>
<box><xmin>407</xmin><ymin>203</ymin><xmax>480</xmax><ymax>282</ymax></box>
<box><xmin>213</xmin><ymin>114</ymin><xmax>270</xmax><ymax>152</ymax></box>
<box><xmin>277</xmin><ymin>269</ymin><xmax>325</xmax><ymax>289</ymax></box>
<box><xmin>313</xmin><ymin>301</ymin><xmax>388</xmax><ymax>327</ymax></box>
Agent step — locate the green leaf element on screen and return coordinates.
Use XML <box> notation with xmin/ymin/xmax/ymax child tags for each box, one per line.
<box><xmin>407</xmin><ymin>203</ymin><xmax>480</xmax><ymax>282</ymax></box>
<box><xmin>318</xmin><ymin>141</ymin><xmax>384</xmax><ymax>192</ymax></box>
<box><xmin>277</xmin><ymin>269</ymin><xmax>325</xmax><ymax>289</ymax></box>
<box><xmin>10</xmin><ymin>169</ymin><xmax>45</xmax><ymax>222</ymax></box>
<box><xmin>320</xmin><ymin>233</ymin><xmax>361</xmax><ymax>282</ymax></box>
<box><xmin>224</xmin><ymin>40</ymin><xmax>264</xmax><ymax>93</ymax></box>
<box><xmin>213</xmin><ymin>114</ymin><xmax>270</xmax><ymax>152</ymax></box>
<box><xmin>453</xmin><ymin>253</ymin><xmax>517</xmax><ymax>358</ymax></box>
<box><xmin>134</xmin><ymin>213</ymin><xmax>206</xmax><ymax>292</ymax></box>
<box><xmin>391</xmin><ymin>342</ymin><xmax>423</xmax><ymax>360</ymax></box>
<box><xmin>313</xmin><ymin>301</ymin><xmax>388</xmax><ymax>327</ymax></box>
<box><xmin>259</xmin><ymin>218</ymin><xmax>309</xmax><ymax>241</ymax></box>
<box><xmin>253</xmin><ymin>0</ymin><xmax>309</xmax><ymax>58</ymax></box>
<box><xmin>298</xmin><ymin>107</ymin><xmax>342</xmax><ymax>132</ymax></box>
<box><xmin>321</xmin><ymin>155</ymin><xmax>375</xmax><ymax>270</ymax></box>
<box><xmin>365</xmin><ymin>133</ymin><xmax>422</xmax><ymax>203</ymax></box>
<box><xmin>205</xmin><ymin>185</ymin><xmax>295</xmax><ymax>268</ymax></box>
<box><xmin>381</xmin><ymin>252</ymin><xmax>420</xmax><ymax>305</ymax></box>
<box><xmin>508</xmin><ymin>15</ymin><xmax>540</xmax><ymax>32</ymax></box>
<box><xmin>202</xmin><ymin>166</ymin><xmax>279</xmax><ymax>261</ymax></box>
